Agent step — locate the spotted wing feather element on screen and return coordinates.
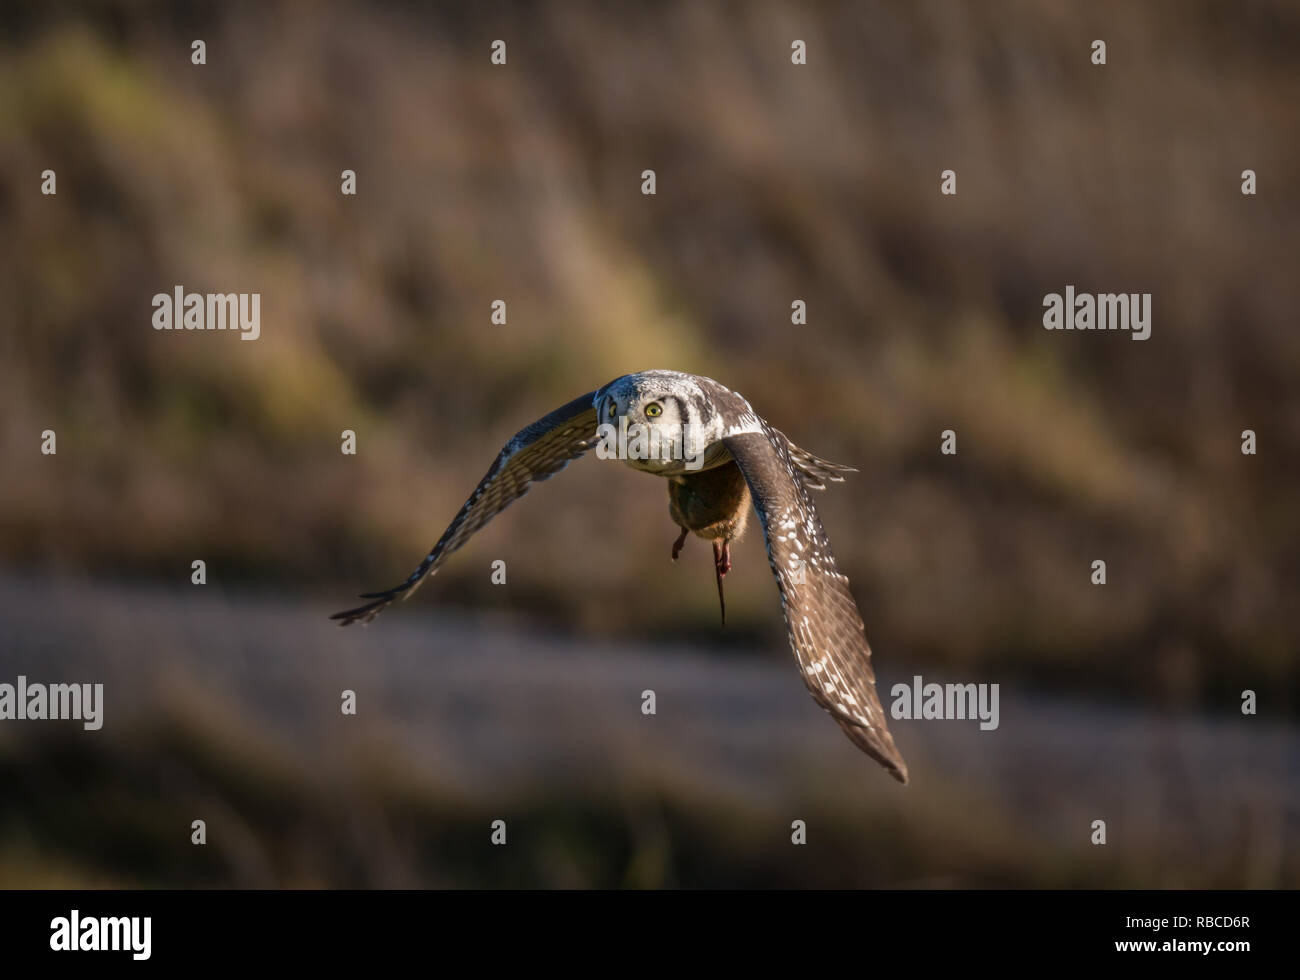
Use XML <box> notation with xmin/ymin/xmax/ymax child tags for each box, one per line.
<box><xmin>724</xmin><ymin>427</ymin><xmax>907</xmax><ymax>783</ymax></box>
<box><xmin>332</xmin><ymin>391</ymin><xmax>601</xmax><ymax>625</ymax></box>
<box><xmin>769</xmin><ymin>428</ymin><xmax>859</xmax><ymax>491</ymax></box>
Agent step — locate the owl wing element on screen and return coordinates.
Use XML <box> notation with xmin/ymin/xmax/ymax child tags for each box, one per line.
<box><xmin>724</xmin><ymin>426</ymin><xmax>908</xmax><ymax>783</ymax></box>
<box><xmin>768</xmin><ymin>427</ymin><xmax>859</xmax><ymax>491</ymax></box>
<box><xmin>332</xmin><ymin>390</ymin><xmax>602</xmax><ymax>625</ymax></box>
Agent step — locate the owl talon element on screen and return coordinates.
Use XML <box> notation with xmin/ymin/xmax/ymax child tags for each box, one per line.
<box><xmin>671</xmin><ymin>526</ymin><xmax>689</xmax><ymax>561</ymax></box>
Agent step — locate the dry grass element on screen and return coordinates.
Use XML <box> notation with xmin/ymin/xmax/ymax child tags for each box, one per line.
<box><xmin>0</xmin><ymin>3</ymin><xmax>1296</xmax><ymax>712</ymax></box>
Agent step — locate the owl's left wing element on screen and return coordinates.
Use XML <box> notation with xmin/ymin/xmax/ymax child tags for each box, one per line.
<box><xmin>724</xmin><ymin>426</ymin><xmax>908</xmax><ymax>783</ymax></box>
<box><xmin>769</xmin><ymin>427</ymin><xmax>859</xmax><ymax>491</ymax></box>
<box><xmin>332</xmin><ymin>390</ymin><xmax>602</xmax><ymax>626</ymax></box>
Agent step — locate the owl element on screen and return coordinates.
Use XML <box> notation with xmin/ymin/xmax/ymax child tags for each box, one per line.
<box><xmin>333</xmin><ymin>370</ymin><xmax>908</xmax><ymax>783</ymax></box>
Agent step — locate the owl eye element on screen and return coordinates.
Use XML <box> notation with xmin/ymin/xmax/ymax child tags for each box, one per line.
<box><xmin>644</xmin><ymin>402</ymin><xmax>663</xmax><ymax>418</ymax></box>
<box><xmin>607</xmin><ymin>401</ymin><xmax>617</xmax><ymax>418</ymax></box>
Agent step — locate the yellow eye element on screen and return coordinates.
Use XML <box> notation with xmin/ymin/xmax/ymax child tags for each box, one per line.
<box><xmin>645</xmin><ymin>402</ymin><xmax>663</xmax><ymax>418</ymax></box>
<box><xmin>607</xmin><ymin>402</ymin><xmax>617</xmax><ymax>418</ymax></box>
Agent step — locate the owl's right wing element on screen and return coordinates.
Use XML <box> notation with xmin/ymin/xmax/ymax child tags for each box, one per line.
<box><xmin>332</xmin><ymin>390</ymin><xmax>602</xmax><ymax>625</ymax></box>
<box><xmin>724</xmin><ymin>424</ymin><xmax>908</xmax><ymax>784</ymax></box>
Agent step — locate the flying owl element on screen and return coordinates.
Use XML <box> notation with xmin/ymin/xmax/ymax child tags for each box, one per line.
<box><xmin>332</xmin><ymin>370</ymin><xmax>908</xmax><ymax>783</ymax></box>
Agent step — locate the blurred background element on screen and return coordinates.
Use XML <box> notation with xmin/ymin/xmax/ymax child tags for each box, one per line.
<box><xmin>0</xmin><ymin>0</ymin><xmax>1297</xmax><ymax>887</ymax></box>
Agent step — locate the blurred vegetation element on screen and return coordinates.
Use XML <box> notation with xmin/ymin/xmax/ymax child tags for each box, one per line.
<box><xmin>1</xmin><ymin>567</ymin><xmax>1292</xmax><ymax>889</ymax></box>
<box><xmin>2</xmin><ymin>704</ymin><xmax>1285</xmax><ymax>889</ymax></box>
<box><xmin>1</xmin><ymin>0</ymin><xmax>1297</xmax><ymax>718</ymax></box>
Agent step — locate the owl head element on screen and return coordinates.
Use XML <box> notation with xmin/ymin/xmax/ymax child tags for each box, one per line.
<box><xmin>594</xmin><ymin>370</ymin><xmax>720</xmax><ymax>473</ymax></box>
